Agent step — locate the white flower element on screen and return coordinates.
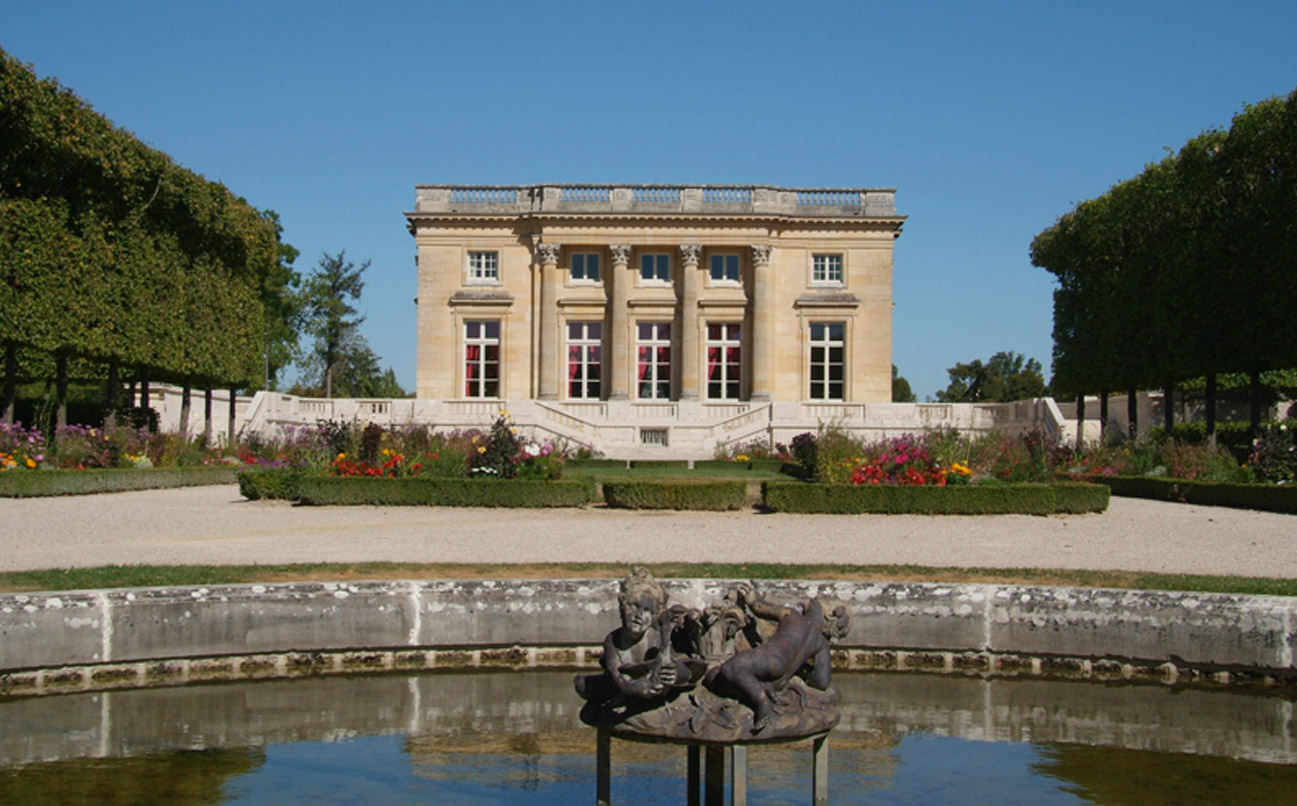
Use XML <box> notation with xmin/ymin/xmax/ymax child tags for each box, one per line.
<box><xmin>524</xmin><ymin>443</ymin><xmax>541</xmax><ymax>457</ymax></box>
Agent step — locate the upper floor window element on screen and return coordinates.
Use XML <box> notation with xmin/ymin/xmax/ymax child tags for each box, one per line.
<box><xmin>640</xmin><ymin>253</ymin><xmax>670</xmax><ymax>283</ymax></box>
<box><xmin>812</xmin><ymin>254</ymin><xmax>843</xmax><ymax>285</ymax></box>
<box><xmin>709</xmin><ymin>253</ymin><xmax>740</xmax><ymax>284</ymax></box>
<box><xmin>571</xmin><ymin>252</ymin><xmax>601</xmax><ymax>283</ymax></box>
<box><xmin>467</xmin><ymin>251</ymin><xmax>499</xmax><ymax>283</ymax></box>
<box><xmin>808</xmin><ymin>322</ymin><xmax>845</xmax><ymax>401</ymax></box>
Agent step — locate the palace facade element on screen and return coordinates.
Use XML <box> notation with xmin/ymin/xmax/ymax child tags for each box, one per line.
<box><xmin>404</xmin><ymin>184</ymin><xmax>906</xmax><ymax>455</ymax></box>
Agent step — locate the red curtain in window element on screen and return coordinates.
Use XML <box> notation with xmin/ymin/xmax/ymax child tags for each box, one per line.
<box><xmin>569</xmin><ymin>346</ymin><xmax>581</xmax><ymax>380</ymax></box>
<box><xmin>638</xmin><ymin>347</ymin><xmax>650</xmax><ymax>380</ymax></box>
<box><xmin>707</xmin><ymin>346</ymin><xmax>719</xmax><ymax>378</ymax></box>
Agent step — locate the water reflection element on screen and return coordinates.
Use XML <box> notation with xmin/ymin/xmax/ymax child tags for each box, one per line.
<box><xmin>0</xmin><ymin>671</ymin><xmax>1294</xmax><ymax>805</ymax></box>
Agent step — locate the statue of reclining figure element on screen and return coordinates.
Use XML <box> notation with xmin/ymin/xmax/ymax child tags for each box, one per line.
<box><xmin>704</xmin><ymin>583</ymin><xmax>849</xmax><ymax>733</ymax></box>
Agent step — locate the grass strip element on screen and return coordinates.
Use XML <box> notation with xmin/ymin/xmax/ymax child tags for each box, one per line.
<box><xmin>2</xmin><ymin>562</ymin><xmax>1294</xmax><ymax>597</ymax></box>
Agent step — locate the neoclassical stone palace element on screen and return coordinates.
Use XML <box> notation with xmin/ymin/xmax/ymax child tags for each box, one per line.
<box><xmin>402</xmin><ymin>184</ymin><xmax>913</xmax><ymax>454</ymax></box>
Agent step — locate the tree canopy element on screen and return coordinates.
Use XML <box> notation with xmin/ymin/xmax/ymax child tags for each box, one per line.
<box><xmin>1031</xmin><ymin>87</ymin><xmax>1297</xmax><ymax>423</ymax></box>
<box><xmin>1</xmin><ymin>47</ymin><xmax>287</xmax><ymax>408</ymax></box>
<box><xmin>935</xmin><ymin>351</ymin><xmax>1047</xmax><ymax>403</ymax></box>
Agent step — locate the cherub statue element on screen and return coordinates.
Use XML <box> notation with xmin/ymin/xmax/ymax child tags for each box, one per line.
<box><xmin>704</xmin><ymin>582</ymin><xmax>849</xmax><ymax>732</ymax></box>
<box><xmin>575</xmin><ymin>568</ymin><xmax>706</xmax><ymax>704</ymax></box>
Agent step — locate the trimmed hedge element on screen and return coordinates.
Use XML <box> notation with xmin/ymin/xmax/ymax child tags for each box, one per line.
<box><xmin>693</xmin><ymin>459</ymin><xmax>788</xmax><ymax>474</ymax></box>
<box><xmin>237</xmin><ymin>468</ymin><xmax>305</xmax><ymax>501</ymax></box>
<box><xmin>628</xmin><ymin>460</ymin><xmax>691</xmax><ymax>470</ymax></box>
<box><xmin>0</xmin><ymin>466</ymin><xmax>238</xmax><ymax>497</ymax></box>
<box><xmin>294</xmin><ymin>476</ymin><xmax>596</xmax><ymax>507</ymax></box>
<box><xmin>1092</xmin><ymin>475</ymin><xmax>1297</xmax><ymax>514</ymax></box>
<box><xmin>762</xmin><ymin>482</ymin><xmax>1109</xmax><ymax>515</ymax></box>
<box><xmin>602</xmin><ymin>480</ymin><xmax>747</xmax><ymax>511</ymax></box>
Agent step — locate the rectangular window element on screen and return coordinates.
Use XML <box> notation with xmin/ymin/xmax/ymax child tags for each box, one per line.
<box><xmin>467</xmin><ymin>251</ymin><xmax>498</xmax><ymax>282</ymax></box>
<box><xmin>640</xmin><ymin>253</ymin><xmax>670</xmax><ymax>283</ymax></box>
<box><xmin>464</xmin><ymin>320</ymin><xmax>500</xmax><ymax>398</ymax></box>
<box><xmin>808</xmin><ymin>322</ymin><xmax>845</xmax><ymax>401</ymax></box>
<box><xmin>571</xmin><ymin>252</ymin><xmax>601</xmax><ymax>283</ymax></box>
<box><xmin>566</xmin><ymin>321</ymin><xmax>603</xmax><ymax>399</ymax></box>
<box><xmin>812</xmin><ymin>254</ymin><xmax>843</xmax><ymax>284</ymax></box>
<box><xmin>636</xmin><ymin>322</ymin><xmax>672</xmax><ymax>400</ymax></box>
<box><xmin>709</xmin><ymin>253</ymin><xmax>740</xmax><ymax>283</ymax></box>
<box><xmin>706</xmin><ymin>323</ymin><xmax>742</xmax><ymax>400</ymax></box>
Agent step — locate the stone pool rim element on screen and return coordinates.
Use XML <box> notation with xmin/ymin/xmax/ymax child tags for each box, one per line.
<box><xmin>3</xmin><ymin>578</ymin><xmax>1294</xmax><ymax>698</ymax></box>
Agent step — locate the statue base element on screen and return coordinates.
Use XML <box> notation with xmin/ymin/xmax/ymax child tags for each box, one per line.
<box><xmin>579</xmin><ymin>677</ymin><xmax>839</xmax><ymax>745</ymax></box>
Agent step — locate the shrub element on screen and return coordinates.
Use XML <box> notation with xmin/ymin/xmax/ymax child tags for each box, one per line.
<box><xmin>237</xmin><ymin>468</ymin><xmax>304</xmax><ymax>500</ymax></box>
<box><xmin>1248</xmin><ymin>423</ymin><xmax>1297</xmax><ymax>484</ymax></box>
<box><xmin>0</xmin><ymin>466</ymin><xmax>236</xmax><ymax>497</ymax></box>
<box><xmin>813</xmin><ymin>426</ymin><xmax>865</xmax><ymax>484</ymax></box>
<box><xmin>295</xmin><ymin>476</ymin><xmax>594</xmax><ymax>507</ymax></box>
<box><xmin>602</xmin><ymin>480</ymin><xmax>746</xmax><ymax>510</ymax></box>
<box><xmin>790</xmin><ymin>431</ymin><xmax>817</xmax><ymax>473</ymax></box>
<box><xmin>1093</xmin><ymin>476</ymin><xmax>1297</xmax><ymax>514</ymax></box>
<box><xmin>761</xmin><ymin>481</ymin><xmax>1106</xmax><ymax>515</ymax></box>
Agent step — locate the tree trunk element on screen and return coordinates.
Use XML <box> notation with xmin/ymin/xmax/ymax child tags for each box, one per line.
<box><xmin>228</xmin><ymin>386</ymin><xmax>237</xmax><ymax>446</ymax></box>
<box><xmin>1099</xmin><ymin>389</ymin><xmax>1109</xmax><ymax>442</ymax></box>
<box><xmin>1162</xmin><ymin>380</ymin><xmax>1175</xmax><ymax>433</ymax></box>
<box><xmin>179</xmin><ymin>379</ymin><xmax>192</xmax><ymax>436</ymax></box>
<box><xmin>105</xmin><ymin>361</ymin><xmax>120</xmax><ymax>429</ymax></box>
<box><xmin>1205</xmin><ymin>373</ymin><xmax>1218</xmax><ymax>450</ymax></box>
<box><xmin>203</xmin><ymin>386</ymin><xmax>213</xmax><ymax>447</ymax></box>
<box><xmin>55</xmin><ymin>352</ymin><xmax>69</xmax><ymax>430</ymax></box>
<box><xmin>140</xmin><ymin>370</ymin><xmax>152</xmax><ymax>432</ymax></box>
<box><xmin>1076</xmin><ymin>394</ymin><xmax>1086</xmax><ymax>445</ymax></box>
<box><xmin>126</xmin><ymin>379</ymin><xmax>136</xmax><ymax>409</ymax></box>
<box><xmin>1127</xmin><ymin>387</ymin><xmax>1138</xmax><ymax>441</ymax></box>
<box><xmin>1249</xmin><ymin>369</ymin><xmax>1262</xmax><ymax>435</ymax></box>
<box><xmin>2</xmin><ymin>343</ymin><xmax>16</xmax><ymax>425</ymax></box>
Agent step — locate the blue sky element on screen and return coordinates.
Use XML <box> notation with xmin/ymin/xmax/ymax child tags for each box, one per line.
<box><xmin>6</xmin><ymin>1</ymin><xmax>1296</xmax><ymax>400</ymax></box>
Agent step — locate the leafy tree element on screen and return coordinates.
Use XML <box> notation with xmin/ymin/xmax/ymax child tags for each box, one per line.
<box><xmin>301</xmin><ymin>250</ymin><xmax>368</xmax><ymax>398</ymax></box>
<box><xmin>290</xmin><ymin>328</ymin><xmax>407</xmax><ymax>398</ymax></box>
<box><xmin>257</xmin><ymin>210</ymin><xmax>302</xmax><ymax>390</ymax></box>
<box><xmin>936</xmin><ymin>351</ymin><xmax>1047</xmax><ymax>403</ymax></box>
<box><xmin>891</xmin><ymin>365</ymin><xmax>916</xmax><ymax>403</ymax></box>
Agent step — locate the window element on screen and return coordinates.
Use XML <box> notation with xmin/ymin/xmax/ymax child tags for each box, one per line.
<box><xmin>571</xmin><ymin>252</ymin><xmax>601</xmax><ymax>283</ymax></box>
<box><xmin>636</xmin><ymin>322</ymin><xmax>672</xmax><ymax>400</ymax></box>
<box><xmin>640</xmin><ymin>253</ymin><xmax>670</xmax><ymax>283</ymax></box>
<box><xmin>464</xmin><ymin>320</ymin><xmax>500</xmax><ymax>398</ymax></box>
<box><xmin>709</xmin><ymin>253</ymin><xmax>740</xmax><ymax>283</ymax></box>
<box><xmin>467</xmin><ymin>251</ymin><xmax>498</xmax><ymax>283</ymax></box>
<box><xmin>808</xmin><ymin>322</ymin><xmax>845</xmax><ymax>401</ymax></box>
<box><xmin>706</xmin><ymin>323</ymin><xmax>742</xmax><ymax>400</ymax></box>
<box><xmin>812</xmin><ymin>254</ymin><xmax>843</xmax><ymax>285</ymax></box>
<box><xmin>566</xmin><ymin>321</ymin><xmax>602</xmax><ymax>399</ymax></box>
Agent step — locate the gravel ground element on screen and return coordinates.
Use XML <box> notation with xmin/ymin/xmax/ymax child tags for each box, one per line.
<box><xmin>1</xmin><ymin>484</ymin><xmax>1295</xmax><ymax>577</ymax></box>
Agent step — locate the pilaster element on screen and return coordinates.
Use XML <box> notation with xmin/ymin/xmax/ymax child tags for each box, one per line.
<box><xmin>536</xmin><ymin>243</ymin><xmax>561</xmax><ymax>399</ymax></box>
<box><xmin>609</xmin><ymin>244</ymin><xmax>632</xmax><ymax>400</ymax></box>
<box><xmin>679</xmin><ymin>244</ymin><xmax>702</xmax><ymax>401</ymax></box>
<box><xmin>750</xmin><ymin>244</ymin><xmax>774</xmax><ymax>402</ymax></box>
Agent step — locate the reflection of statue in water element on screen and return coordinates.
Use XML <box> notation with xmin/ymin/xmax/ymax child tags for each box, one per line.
<box><xmin>575</xmin><ymin>567</ymin><xmax>707</xmax><ymax>704</ymax></box>
<box><xmin>577</xmin><ymin>570</ymin><xmax>849</xmax><ymax>743</ymax></box>
<box><xmin>703</xmin><ymin>582</ymin><xmax>850</xmax><ymax>732</ymax></box>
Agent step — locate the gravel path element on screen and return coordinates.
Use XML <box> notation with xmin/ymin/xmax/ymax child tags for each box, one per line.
<box><xmin>2</xmin><ymin>484</ymin><xmax>1295</xmax><ymax>577</ymax></box>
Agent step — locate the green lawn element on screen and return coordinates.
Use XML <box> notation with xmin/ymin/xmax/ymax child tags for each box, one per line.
<box><xmin>2</xmin><ymin>562</ymin><xmax>1294</xmax><ymax>597</ymax></box>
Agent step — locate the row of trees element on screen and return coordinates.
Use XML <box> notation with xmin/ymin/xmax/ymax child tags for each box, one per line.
<box><xmin>1031</xmin><ymin>87</ymin><xmax>1296</xmax><ymax>433</ymax></box>
<box><xmin>1</xmin><ymin>49</ymin><xmax>404</xmax><ymax>431</ymax></box>
<box><xmin>0</xmin><ymin>47</ymin><xmax>293</xmax><ymax>428</ymax></box>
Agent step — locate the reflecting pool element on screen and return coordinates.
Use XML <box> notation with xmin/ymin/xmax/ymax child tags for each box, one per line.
<box><xmin>2</xmin><ymin>671</ymin><xmax>1294</xmax><ymax>804</ymax></box>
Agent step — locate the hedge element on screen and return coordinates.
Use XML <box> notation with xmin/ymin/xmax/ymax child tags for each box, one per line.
<box><xmin>0</xmin><ymin>466</ymin><xmax>238</xmax><ymax>497</ymax></box>
<box><xmin>693</xmin><ymin>459</ymin><xmax>789</xmax><ymax>474</ymax></box>
<box><xmin>761</xmin><ymin>482</ymin><xmax>1109</xmax><ymax>515</ymax></box>
<box><xmin>602</xmin><ymin>480</ymin><xmax>747</xmax><ymax>511</ymax></box>
<box><xmin>236</xmin><ymin>468</ymin><xmax>305</xmax><ymax>501</ymax></box>
<box><xmin>1091</xmin><ymin>475</ymin><xmax>1297</xmax><ymax>514</ymax></box>
<box><xmin>294</xmin><ymin>476</ymin><xmax>596</xmax><ymax>507</ymax></box>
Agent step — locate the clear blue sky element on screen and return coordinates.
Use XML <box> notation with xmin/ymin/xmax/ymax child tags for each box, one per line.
<box><xmin>6</xmin><ymin>1</ymin><xmax>1296</xmax><ymax>400</ymax></box>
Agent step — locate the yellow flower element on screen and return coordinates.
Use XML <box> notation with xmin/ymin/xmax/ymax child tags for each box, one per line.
<box><xmin>25</xmin><ymin>457</ymin><xmax>36</xmax><ymax>469</ymax></box>
<box><xmin>477</xmin><ymin>446</ymin><xmax>487</xmax><ymax>454</ymax></box>
<box><xmin>337</xmin><ymin>452</ymin><xmax>346</xmax><ymax>460</ymax></box>
<box><xmin>510</xmin><ymin>428</ymin><xmax>518</xmax><ymax>435</ymax></box>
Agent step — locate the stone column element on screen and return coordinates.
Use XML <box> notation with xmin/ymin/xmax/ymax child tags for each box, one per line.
<box><xmin>679</xmin><ymin>244</ymin><xmax>702</xmax><ymax>401</ymax></box>
<box><xmin>750</xmin><ymin>244</ymin><xmax>774</xmax><ymax>402</ymax></box>
<box><xmin>609</xmin><ymin>244</ymin><xmax>631</xmax><ymax>400</ymax></box>
<box><xmin>536</xmin><ymin>243</ymin><xmax>561</xmax><ymax>400</ymax></box>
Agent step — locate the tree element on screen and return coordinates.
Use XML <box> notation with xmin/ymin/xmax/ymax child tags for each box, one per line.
<box><xmin>891</xmin><ymin>365</ymin><xmax>916</xmax><ymax>403</ymax></box>
<box><xmin>301</xmin><ymin>250</ymin><xmax>367</xmax><ymax>398</ymax></box>
<box><xmin>289</xmin><ymin>327</ymin><xmax>407</xmax><ymax>398</ymax></box>
<box><xmin>936</xmin><ymin>351</ymin><xmax>1047</xmax><ymax>403</ymax></box>
<box><xmin>257</xmin><ymin>210</ymin><xmax>302</xmax><ymax>390</ymax></box>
